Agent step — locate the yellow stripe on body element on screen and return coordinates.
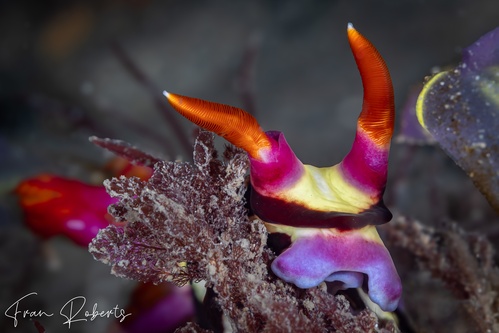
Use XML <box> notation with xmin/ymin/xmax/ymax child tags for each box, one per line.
<box><xmin>265</xmin><ymin>222</ymin><xmax>383</xmax><ymax>243</ymax></box>
<box><xmin>273</xmin><ymin>164</ymin><xmax>376</xmax><ymax>215</ymax></box>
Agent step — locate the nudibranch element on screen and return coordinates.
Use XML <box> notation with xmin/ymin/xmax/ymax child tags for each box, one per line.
<box><xmin>16</xmin><ymin>160</ymin><xmax>153</xmax><ymax>247</ymax></box>
<box><xmin>416</xmin><ymin>26</ymin><xmax>499</xmax><ymax>212</ymax></box>
<box><xmin>164</xmin><ymin>24</ymin><xmax>401</xmax><ymax>311</ymax></box>
<box><xmin>15</xmin><ymin>174</ymin><xmax>118</xmax><ymax>247</ymax></box>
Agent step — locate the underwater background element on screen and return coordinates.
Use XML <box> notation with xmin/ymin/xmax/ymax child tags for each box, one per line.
<box><xmin>1</xmin><ymin>1</ymin><xmax>498</xmax><ymax>332</ymax></box>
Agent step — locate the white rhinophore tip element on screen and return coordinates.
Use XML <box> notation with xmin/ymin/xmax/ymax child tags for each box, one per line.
<box><xmin>162</xmin><ymin>90</ymin><xmax>169</xmax><ymax>98</ymax></box>
<box><xmin>347</xmin><ymin>22</ymin><xmax>354</xmax><ymax>30</ymax></box>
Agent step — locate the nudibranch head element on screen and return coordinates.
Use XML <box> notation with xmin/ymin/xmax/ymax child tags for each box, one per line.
<box><xmin>16</xmin><ymin>174</ymin><xmax>118</xmax><ymax>247</ymax></box>
<box><xmin>165</xmin><ymin>23</ymin><xmax>401</xmax><ymax>311</ymax></box>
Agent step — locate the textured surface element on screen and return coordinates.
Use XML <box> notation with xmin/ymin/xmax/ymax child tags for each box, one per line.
<box><xmin>90</xmin><ymin>132</ymin><xmax>400</xmax><ymax>332</ymax></box>
<box><xmin>416</xmin><ymin>27</ymin><xmax>499</xmax><ymax>212</ymax></box>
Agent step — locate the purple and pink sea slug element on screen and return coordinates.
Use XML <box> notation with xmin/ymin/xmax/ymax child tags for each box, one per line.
<box><xmin>164</xmin><ymin>24</ymin><xmax>401</xmax><ymax>312</ymax></box>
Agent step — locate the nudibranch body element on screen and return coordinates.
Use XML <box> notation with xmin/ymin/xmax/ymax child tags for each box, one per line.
<box><xmin>16</xmin><ymin>174</ymin><xmax>118</xmax><ymax>246</ymax></box>
<box><xmin>416</xmin><ymin>26</ymin><xmax>499</xmax><ymax>212</ymax></box>
<box><xmin>16</xmin><ymin>161</ymin><xmax>153</xmax><ymax>247</ymax></box>
<box><xmin>164</xmin><ymin>24</ymin><xmax>401</xmax><ymax>312</ymax></box>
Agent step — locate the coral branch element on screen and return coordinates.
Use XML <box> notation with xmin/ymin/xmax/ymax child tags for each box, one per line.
<box><xmin>89</xmin><ymin>136</ymin><xmax>162</xmax><ymax>168</ymax></box>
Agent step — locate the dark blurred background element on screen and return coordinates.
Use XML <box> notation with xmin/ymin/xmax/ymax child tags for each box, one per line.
<box><xmin>1</xmin><ymin>1</ymin><xmax>498</xmax><ymax>332</ymax></box>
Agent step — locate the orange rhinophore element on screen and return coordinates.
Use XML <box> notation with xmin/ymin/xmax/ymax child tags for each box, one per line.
<box><xmin>163</xmin><ymin>91</ymin><xmax>271</xmax><ymax>160</ymax></box>
<box><xmin>347</xmin><ymin>24</ymin><xmax>394</xmax><ymax>147</ymax></box>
